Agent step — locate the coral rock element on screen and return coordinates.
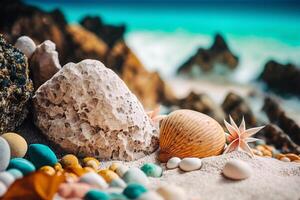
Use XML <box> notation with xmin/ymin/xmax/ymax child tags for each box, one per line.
<box><xmin>0</xmin><ymin>34</ymin><xmax>33</xmax><ymax>133</ymax></box>
<box><xmin>30</xmin><ymin>40</ymin><xmax>61</xmax><ymax>89</ymax></box>
<box><xmin>33</xmin><ymin>59</ymin><xmax>158</xmax><ymax>161</ymax></box>
<box><xmin>177</xmin><ymin>33</ymin><xmax>238</xmax><ymax>74</ymax></box>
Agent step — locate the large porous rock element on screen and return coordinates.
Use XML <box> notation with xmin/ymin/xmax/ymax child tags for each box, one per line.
<box><xmin>262</xmin><ymin>97</ymin><xmax>300</xmax><ymax>145</ymax></box>
<box><xmin>177</xmin><ymin>33</ymin><xmax>238</xmax><ymax>74</ymax></box>
<box><xmin>221</xmin><ymin>92</ymin><xmax>256</xmax><ymax>127</ymax></box>
<box><xmin>33</xmin><ymin>59</ymin><xmax>158</xmax><ymax>161</ymax></box>
<box><xmin>169</xmin><ymin>92</ymin><xmax>225</xmax><ymax>123</ymax></box>
<box><xmin>30</xmin><ymin>40</ymin><xmax>62</xmax><ymax>89</ymax></box>
<box><xmin>259</xmin><ymin>60</ymin><xmax>300</xmax><ymax>96</ymax></box>
<box><xmin>0</xmin><ymin>34</ymin><xmax>34</xmax><ymax>133</ymax></box>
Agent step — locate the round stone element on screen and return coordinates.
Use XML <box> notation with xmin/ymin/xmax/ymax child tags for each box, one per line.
<box><xmin>222</xmin><ymin>159</ymin><xmax>252</xmax><ymax>180</ymax></box>
<box><xmin>84</xmin><ymin>189</ymin><xmax>110</xmax><ymax>200</ymax></box>
<box><xmin>123</xmin><ymin>183</ymin><xmax>148</xmax><ymax>199</ymax></box>
<box><xmin>109</xmin><ymin>193</ymin><xmax>128</xmax><ymax>200</ymax></box>
<box><xmin>2</xmin><ymin>132</ymin><xmax>27</xmax><ymax>158</ymax></box>
<box><xmin>0</xmin><ymin>181</ymin><xmax>7</xmax><ymax>197</ymax></box>
<box><xmin>39</xmin><ymin>166</ymin><xmax>56</xmax><ymax>176</ymax></box>
<box><xmin>0</xmin><ymin>137</ymin><xmax>10</xmax><ymax>171</ymax></box>
<box><xmin>137</xmin><ymin>191</ymin><xmax>164</xmax><ymax>200</ymax></box>
<box><xmin>14</xmin><ymin>36</ymin><xmax>36</xmax><ymax>59</ymax></box>
<box><xmin>110</xmin><ymin>178</ymin><xmax>127</xmax><ymax>188</ymax></box>
<box><xmin>79</xmin><ymin>172</ymin><xmax>108</xmax><ymax>189</ymax></box>
<box><xmin>179</xmin><ymin>158</ymin><xmax>202</xmax><ymax>172</ymax></box>
<box><xmin>0</xmin><ymin>172</ymin><xmax>15</xmax><ymax>187</ymax></box>
<box><xmin>61</xmin><ymin>154</ymin><xmax>79</xmax><ymax>168</ymax></box>
<box><xmin>156</xmin><ymin>185</ymin><xmax>186</xmax><ymax>200</ymax></box>
<box><xmin>28</xmin><ymin>144</ymin><xmax>58</xmax><ymax>168</ymax></box>
<box><xmin>7</xmin><ymin>169</ymin><xmax>23</xmax><ymax>179</ymax></box>
<box><xmin>123</xmin><ymin>167</ymin><xmax>149</xmax><ymax>186</ymax></box>
<box><xmin>8</xmin><ymin>158</ymin><xmax>36</xmax><ymax>175</ymax></box>
<box><xmin>141</xmin><ymin>163</ymin><xmax>163</xmax><ymax>177</ymax></box>
<box><xmin>166</xmin><ymin>157</ymin><xmax>181</xmax><ymax>169</ymax></box>
<box><xmin>115</xmin><ymin>165</ymin><xmax>129</xmax><ymax>178</ymax></box>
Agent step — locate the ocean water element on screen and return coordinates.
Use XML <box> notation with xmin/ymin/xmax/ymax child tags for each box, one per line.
<box><xmin>25</xmin><ymin>1</ymin><xmax>300</xmax><ymax>83</ymax></box>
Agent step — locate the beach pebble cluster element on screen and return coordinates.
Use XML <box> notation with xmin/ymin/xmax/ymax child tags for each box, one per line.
<box><xmin>0</xmin><ymin>133</ymin><xmax>186</xmax><ymax>199</ymax></box>
<box><xmin>166</xmin><ymin>157</ymin><xmax>203</xmax><ymax>172</ymax></box>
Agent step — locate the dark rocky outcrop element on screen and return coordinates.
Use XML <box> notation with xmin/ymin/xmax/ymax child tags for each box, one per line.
<box><xmin>221</xmin><ymin>92</ymin><xmax>257</xmax><ymax>127</ymax></box>
<box><xmin>168</xmin><ymin>92</ymin><xmax>225</xmax><ymax>123</ymax></box>
<box><xmin>80</xmin><ymin>16</ymin><xmax>126</xmax><ymax>48</ymax></box>
<box><xmin>260</xmin><ymin>124</ymin><xmax>300</xmax><ymax>154</ymax></box>
<box><xmin>177</xmin><ymin>34</ymin><xmax>238</xmax><ymax>74</ymax></box>
<box><xmin>0</xmin><ymin>35</ymin><xmax>34</xmax><ymax>133</ymax></box>
<box><xmin>259</xmin><ymin>60</ymin><xmax>300</xmax><ymax>96</ymax></box>
<box><xmin>262</xmin><ymin>97</ymin><xmax>300</xmax><ymax>145</ymax></box>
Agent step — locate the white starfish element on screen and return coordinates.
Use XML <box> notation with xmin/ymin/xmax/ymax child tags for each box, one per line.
<box><xmin>223</xmin><ymin>116</ymin><xmax>265</xmax><ymax>157</ymax></box>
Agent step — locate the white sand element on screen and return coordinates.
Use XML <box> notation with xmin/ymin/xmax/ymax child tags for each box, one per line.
<box><xmin>103</xmin><ymin>151</ymin><xmax>300</xmax><ymax>200</ymax></box>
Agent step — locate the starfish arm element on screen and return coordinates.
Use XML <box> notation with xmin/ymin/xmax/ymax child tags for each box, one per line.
<box><xmin>242</xmin><ymin>126</ymin><xmax>265</xmax><ymax>138</ymax></box>
<box><xmin>152</xmin><ymin>114</ymin><xmax>167</xmax><ymax>123</ymax></box>
<box><xmin>229</xmin><ymin>115</ymin><xmax>240</xmax><ymax>135</ymax></box>
<box><xmin>239</xmin><ymin>117</ymin><xmax>246</xmax><ymax>133</ymax></box>
<box><xmin>225</xmin><ymin>132</ymin><xmax>235</xmax><ymax>143</ymax></box>
<box><xmin>151</xmin><ymin>106</ymin><xmax>161</xmax><ymax>119</ymax></box>
<box><xmin>224</xmin><ymin>119</ymin><xmax>239</xmax><ymax>138</ymax></box>
<box><xmin>240</xmin><ymin>140</ymin><xmax>255</xmax><ymax>157</ymax></box>
<box><xmin>245</xmin><ymin>137</ymin><xmax>260</xmax><ymax>143</ymax></box>
<box><xmin>223</xmin><ymin>139</ymin><xmax>239</xmax><ymax>154</ymax></box>
<box><xmin>146</xmin><ymin>110</ymin><xmax>154</xmax><ymax>118</ymax></box>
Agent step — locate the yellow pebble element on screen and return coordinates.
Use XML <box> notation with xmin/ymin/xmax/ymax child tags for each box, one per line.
<box><xmin>256</xmin><ymin>145</ymin><xmax>266</xmax><ymax>152</ymax></box>
<box><xmin>54</xmin><ymin>163</ymin><xmax>63</xmax><ymax>172</ymax></box>
<box><xmin>83</xmin><ymin>157</ymin><xmax>100</xmax><ymax>170</ymax></box>
<box><xmin>40</xmin><ymin>166</ymin><xmax>56</xmax><ymax>176</ymax></box>
<box><xmin>252</xmin><ymin>149</ymin><xmax>263</xmax><ymax>156</ymax></box>
<box><xmin>262</xmin><ymin>149</ymin><xmax>272</xmax><ymax>157</ymax></box>
<box><xmin>109</xmin><ymin>162</ymin><xmax>120</xmax><ymax>172</ymax></box>
<box><xmin>263</xmin><ymin>145</ymin><xmax>274</xmax><ymax>152</ymax></box>
<box><xmin>83</xmin><ymin>167</ymin><xmax>95</xmax><ymax>173</ymax></box>
<box><xmin>61</xmin><ymin>154</ymin><xmax>79</xmax><ymax>168</ymax></box>
<box><xmin>98</xmin><ymin>169</ymin><xmax>119</xmax><ymax>183</ymax></box>
<box><xmin>284</xmin><ymin>153</ymin><xmax>300</xmax><ymax>161</ymax></box>
<box><xmin>65</xmin><ymin>172</ymin><xmax>78</xmax><ymax>182</ymax></box>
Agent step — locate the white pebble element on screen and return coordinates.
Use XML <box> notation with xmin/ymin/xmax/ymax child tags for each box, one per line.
<box><xmin>123</xmin><ymin>167</ymin><xmax>149</xmax><ymax>186</ymax></box>
<box><xmin>166</xmin><ymin>157</ymin><xmax>181</xmax><ymax>169</ymax></box>
<box><xmin>14</xmin><ymin>36</ymin><xmax>36</xmax><ymax>59</ymax></box>
<box><xmin>137</xmin><ymin>191</ymin><xmax>164</xmax><ymax>200</ymax></box>
<box><xmin>179</xmin><ymin>158</ymin><xmax>202</xmax><ymax>172</ymax></box>
<box><xmin>0</xmin><ymin>182</ymin><xmax>7</xmax><ymax>197</ymax></box>
<box><xmin>110</xmin><ymin>178</ymin><xmax>127</xmax><ymax>188</ymax></box>
<box><xmin>156</xmin><ymin>185</ymin><xmax>186</xmax><ymax>200</ymax></box>
<box><xmin>0</xmin><ymin>172</ymin><xmax>15</xmax><ymax>187</ymax></box>
<box><xmin>280</xmin><ymin>157</ymin><xmax>291</xmax><ymax>162</ymax></box>
<box><xmin>223</xmin><ymin>159</ymin><xmax>252</xmax><ymax>180</ymax></box>
<box><xmin>0</xmin><ymin>137</ymin><xmax>10</xmax><ymax>171</ymax></box>
<box><xmin>79</xmin><ymin>172</ymin><xmax>108</xmax><ymax>189</ymax></box>
<box><xmin>115</xmin><ymin>165</ymin><xmax>129</xmax><ymax>177</ymax></box>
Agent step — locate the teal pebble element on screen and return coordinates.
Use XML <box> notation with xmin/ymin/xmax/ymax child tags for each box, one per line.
<box><xmin>84</xmin><ymin>189</ymin><xmax>111</xmax><ymax>200</ymax></box>
<box><xmin>123</xmin><ymin>183</ymin><xmax>148</xmax><ymax>199</ymax></box>
<box><xmin>8</xmin><ymin>158</ymin><xmax>35</xmax><ymax>175</ymax></box>
<box><xmin>7</xmin><ymin>168</ymin><xmax>23</xmax><ymax>179</ymax></box>
<box><xmin>110</xmin><ymin>193</ymin><xmax>128</xmax><ymax>200</ymax></box>
<box><xmin>140</xmin><ymin>163</ymin><xmax>163</xmax><ymax>177</ymax></box>
<box><xmin>28</xmin><ymin>144</ymin><xmax>58</xmax><ymax>168</ymax></box>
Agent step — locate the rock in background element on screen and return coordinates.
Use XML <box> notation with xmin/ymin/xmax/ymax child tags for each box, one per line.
<box><xmin>0</xmin><ymin>35</ymin><xmax>33</xmax><ymax>133</ymax></box>
<box><xmin>33</xmin><ymin>59</ymin><xmax>159</xmax><ymax>161</ymax></box>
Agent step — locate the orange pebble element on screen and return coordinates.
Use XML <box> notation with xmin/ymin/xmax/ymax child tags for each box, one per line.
<box><xmin>293</xmin><ymin>159</ymin><xmax>300</xmax><ymax>163</ymax></box>
<box><xmin>262</xmin><ymin>149</ymin><xmax>272</xmax><ymax>157</ymax></box>
<box><xmin>263</xmin><ymin>145</ymin><xmax>274</xmax><ymax>152</ymax></box>
<box><xmin>284</xmin><ymin>153</ymin><xmax>300</xmax><ymax>161</ymax></box>
<box><xmin>275</xmin><ymin>153</ymin><xmax>285</xmax><ymax>160</ymax></box>
<box><xmin>256</xmin><ymin>145</ymin><xmax>266</xmax><ymax>152</ymax></box>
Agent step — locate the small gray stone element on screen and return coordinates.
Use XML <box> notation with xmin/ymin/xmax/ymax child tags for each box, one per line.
<box><xmin>0</xmin><ymin>172</ymin><xmax>15</xmax><ymax>187</ymax></box>
<box><xmin>123</xmin><ymin>167</ymin><xmax>149</xmax><ymax>186</ymax></box>
<box><xmin>0</xmin><ymin>137</ymin><xmax>10</xmax><ymax>171</ymax></box>
<box><xmin>0</xmin><ymin>182</ymin><xmax>7</xmax><ymax>197</ymax></box>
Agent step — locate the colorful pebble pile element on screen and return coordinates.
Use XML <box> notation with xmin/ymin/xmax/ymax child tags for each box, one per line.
<box><xmin>0</xmin><ymin>132</ymin><xmax>188</xmax><ymax>199</ymax></box>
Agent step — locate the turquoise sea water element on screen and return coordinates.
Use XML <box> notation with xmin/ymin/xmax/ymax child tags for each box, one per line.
<box><xmin>25</xmin><ymin>1</ymin><xmax>300</xmax><ymax>83</ymax></box>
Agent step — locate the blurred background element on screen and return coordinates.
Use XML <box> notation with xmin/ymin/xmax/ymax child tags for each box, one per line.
<box><xmin>1</xmin><ymin>0</ymin><xmax>300</xmax><ymax>126</ymax></box>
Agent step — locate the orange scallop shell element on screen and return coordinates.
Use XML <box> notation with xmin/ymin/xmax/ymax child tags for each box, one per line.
<box><xmin>159</xmin><ymin>109</ymin><xmax>225</xmax><ymax>162</ymax></box>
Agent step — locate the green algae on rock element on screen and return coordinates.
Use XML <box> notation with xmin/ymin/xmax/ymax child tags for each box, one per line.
<box><xmin>0</xmin><ymin>35</ymin><xmax>33</xmax><ymax>133</ymax></box>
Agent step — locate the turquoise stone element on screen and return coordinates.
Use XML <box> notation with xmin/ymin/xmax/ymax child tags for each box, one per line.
<box><xmin>141</xmin><ymin>163</ymin><xmax>163</xmax><ymax>177</ymax></box>
<box><xmin>8</xmin><ymin>158</ymin><xmax>35</xmax><ymax>175</ymax></box>
<box><xmin>7</xmin><ymin>168</ymin><xmax>23</xmax><ymax>179</ymax></box>
<box><xmin>28</xmin><ymin>144</ymin><xmax>58</xmax><ymax>168</ymax></box>
<box><xmin>109</xmin><ymin>193</ymin><xmax>128</xmax><ymax>200</ymax></box>
<box><xmin>84</xmin><ymin>189</ymin><xmax>111</xmax><ymax>200</ymax></box>
<box><xmin>123</xmin><ymin>183</ymin><xmax>147</xmax><ymax>199</ymax></box>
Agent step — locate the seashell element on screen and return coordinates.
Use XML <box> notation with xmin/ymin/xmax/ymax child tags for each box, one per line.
<box><xmin>159</xmin><ymin>109</ymin><xmax>225</xmax><ymax>162</ymax></box>
<box><xmin>222</xmin><ymin>159</ymin><xmax>252</xmax><ymax>180</ymax></box>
